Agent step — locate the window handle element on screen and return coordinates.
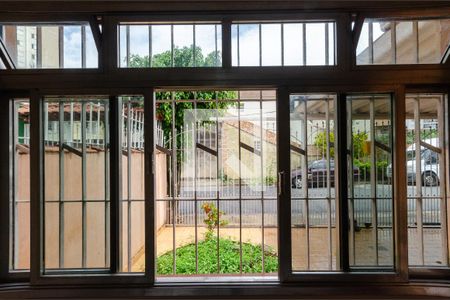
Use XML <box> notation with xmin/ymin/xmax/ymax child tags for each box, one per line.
<box><xmin>278</xmin><ymin>171</ymin><xmax>285</xmax><ymax>196</ymax></box>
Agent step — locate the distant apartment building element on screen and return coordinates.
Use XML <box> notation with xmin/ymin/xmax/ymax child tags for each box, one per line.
<box><xmin>16</xmin><ymin>26</ymin><xmax>37</xmax><ymax>68</ymax></box>
<box><xmin>1</xmin><ymin>25</ymin><xmax>59</xmax><ymax>68</ymax></box>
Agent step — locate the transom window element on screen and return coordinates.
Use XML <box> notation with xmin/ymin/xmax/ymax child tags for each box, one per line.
<box><xmin>0</xmin><ymin>23</ymin><xmax>99</xmax><ymax>69</ymax></box>
<box><xmin>118</xmin><ymin>23</ymin><xmax>222</xmax><ymax>68</ymax></box>
<box><xmin>232</xmin><ymin>22</ymin><xmax>336</xmax><ymax>66</ymax></box>
<box><xmin>356</xmin><ymin>18</ymin><xmax>450</xmax><ymax>65</ymax></box>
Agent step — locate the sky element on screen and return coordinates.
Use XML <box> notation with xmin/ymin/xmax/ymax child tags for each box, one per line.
<box><xmin>14</xmin><ymin>21</ymin><xmax>385</xmax><ymax>69</ymax></box>
<box><xmin>63</xmin><ymin>25</ymin><xmax>98</xmax><ymax>68</ymax></box>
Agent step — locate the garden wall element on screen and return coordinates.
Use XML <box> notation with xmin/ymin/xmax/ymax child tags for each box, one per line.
<box><xmin>13</xmin><ymin>149</ymin><xmax>167</xmax><ymax>270</ymax></box>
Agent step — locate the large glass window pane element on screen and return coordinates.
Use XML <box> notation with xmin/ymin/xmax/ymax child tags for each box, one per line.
<box><xmin>129</xmin><ymin>25</ymin><xmax>150</xmax><ymax>67</ymax></box>
<box><xmin>231</xmin><ymin>25</ymin><xmax>238</xmax><ymax>66</ymax></box>
<box><xmin>119</xmin><ymin>25</ymin><xmax>128</xmax><ymax>68</ymax></box>
<box><xmin>305</xmin><ymin>23</ymin><xmax>326</xmax><ymax>65</ymax></box>
<box><xmin>356</xmin><ymin>23</ymin><xmax>370</xmax><ymax>64</ymax></box>
<box><xmin>419</xmin><ymin>20</ymin><xmax>450</xmax><ymax>64</ymax></box>
<box><xmin>173</xmin><ymin>25</ymin><xmax>194</xmax><ymax>67</ymax></box>
<box><xmin>347</xmin><ymin>94</ymin><xmax>394</xmax><ymax>268</ymax></box>
<box><xmin>406</xmin><ymin>93</ymin><xmax>449</xmax><ymax>267</ymax></box>
<box><xmin>41</xmin><ymin>26</ymin><xmax>59</xmax><ymax>68</ymax></box>
<box><xmin>85</xmin><ymin>26</ymin><xmax>98</xmax><ymax>68</ymax></box>
<box><xmin>283</xmin><ymin>24</ymin><xmax>303</xmax><ymax>66</ymax></box>
<box><xmin>43</xmin><ymin>97</ymin><xmax>109</xmax><ymax>271</ymax></box>
<box><xmin>63</xmin><ymin>26</ymin><xmax>82</xmax><ymax>68</ymax></box>
<box><xmin>290</xmin><ymin>94</ymin><xmax>337</xmax><ymax>271</ymax></box>
<box><xmin>395</xmin><ymin>21</ymin><xmax>415</xmax><ymax>64</ymax></box>
<box><xmin>327</xmin><ymin>23</ymin><xmax>335</xmax><ymax>66</ymax></box>
<box><xmin>234</xmin><ymin>24</ymin><xmax>260</xmax><ymax>66</ymax></box>
<box><xmin>155</xmin><ymin>90</ymin><xmax>278</xmax><ymax>279</ymax></box>
<box><xmin>195</xmin><ymin>24</ymin><xmax>221</xmax><ymax>67</ymax></box>
<box><xmin>0</xmin><ymin>23</ymin><xmax>98</xmax><ymax>69</ymax></box>
<box><xmin>10</xmin><ymin>99</ymin><xmax>31</xmax><ymax>271</ymax></box>
<box><xmin>151</xmin><ymin>25</ymin><xmax>171</xmax><ymax>67</ymax></box>
<box><xmin>261</xmin><ymin>24</ymin><xmax>281</xmax><ymax>66</ymax></box>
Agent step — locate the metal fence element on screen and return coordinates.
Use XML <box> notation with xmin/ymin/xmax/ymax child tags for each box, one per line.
<box><xmin>20</xmin><ymin>102</ymin><xmax>166</xmax><ymax>150</ymax></box>
<box><xmin>164</xmin><ymin>120</ymin><xmax>443</xmax><ymax>228</ymax></box>
<box><xmin>19</xmin><ymin>101</ymin><xmax>443</xmax><ymax>229</ymax></box>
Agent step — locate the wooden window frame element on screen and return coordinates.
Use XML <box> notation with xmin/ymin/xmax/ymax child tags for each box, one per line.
<box><xmin>27</xmin><ymin>88</ymin><xmax>154</xmax><ymax>285</ymax></box>
<box><xmin>0</xmin><ymin>4</ymin><xmax>449</xmax><ymax>298</ymax></box>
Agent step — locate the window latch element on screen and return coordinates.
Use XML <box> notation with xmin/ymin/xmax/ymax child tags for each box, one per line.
<box><xmin>278</xmin><ymin>171</ymin><xmax>285</xmax><ymax>196</ymax></box>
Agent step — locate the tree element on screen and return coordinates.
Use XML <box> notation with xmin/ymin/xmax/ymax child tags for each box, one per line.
<box><xmin>128</xmin><ymin>46</ymin><xmax>232</xmax><ymax>143</ymax></box>
<box><xmin>313</xmin><ymin>130</ymin><xmax>368</xmax><ymax>160</ymax></box>
<box><xmin>313</xmin><ymin>131</ymin><xmax>335</xmax><ymax>158</ymax></box>
<box><xmin>352</xmin><ymin>131</ymin><xmax>369</xmax><ymax>160</ymax></box>
<box><xmin>129</xmin><ymin>45</ymin><xmax>221</xmax><ymax>68</ymax></box>
<box><xmin>128</xmin><ymin>46</ymin><xmax>235</xmax><ymax>197</ymax></box>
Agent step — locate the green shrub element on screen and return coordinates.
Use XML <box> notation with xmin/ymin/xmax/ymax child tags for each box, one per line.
<box><xmin>156</xmin><ymin>201</ymin><xmax>278</xmax><ymax>275</ymax></box>
<box><xmin>156</xmin><ymin>238</ymin><xmax>278</xmax><ymax>275</ymax></box>
<box><xmin>353</xmin><ymin>159</ymin><xmax>390</xmax><ymax>179</ymax></box>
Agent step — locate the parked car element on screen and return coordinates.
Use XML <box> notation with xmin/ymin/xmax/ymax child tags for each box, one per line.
<box><xmin>386</xmin><ymin>138</ymin><xmax>440</xmax><ymax>186</ymax></box>
<box><xmin>291</xmin><ymin>159</ymin><xmax>359</xmax><ymax>188</ymax></box>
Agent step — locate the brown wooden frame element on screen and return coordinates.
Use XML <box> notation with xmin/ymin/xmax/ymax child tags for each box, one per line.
<box><xmin>278</xmin><ymin>85</ymin><xmax>408</xmax><ymax>283</ymax></box>
<box><xmin>0</xmin><ymin>1</ymin><xmax>450</xmax><ymax>298</ymax></box>
<box><xmin>28</xmin><ymin>88</ymin><xmax>154</xmax><ymax>286</ymax></box>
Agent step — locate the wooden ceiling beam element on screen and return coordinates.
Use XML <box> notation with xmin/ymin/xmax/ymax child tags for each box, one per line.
<box><xmin>0</xmin><ymin>1</ymin><xmax>449</xmax><ymax>14</ymax></box>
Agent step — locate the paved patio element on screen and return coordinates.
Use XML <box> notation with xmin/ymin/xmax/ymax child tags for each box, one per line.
<box><xmin>133</xmin><ymin>226</ymin><xmax>446</xmax><ymax>274</ymax></box>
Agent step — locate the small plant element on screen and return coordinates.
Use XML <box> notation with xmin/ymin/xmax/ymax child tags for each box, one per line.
<box><xmin>201</xmin><ymin>202</ymin><xmax>228</xmax><ymax>240</ymax></box>
<box><xmin>219</xmin><ymin>170</ymin><xmax>233</xmax><ymax>184</ymax></box>
<box><xmin>265</xmin><ymin>175</ymin><xmax>277</xmax><ymax>186</ymax></box>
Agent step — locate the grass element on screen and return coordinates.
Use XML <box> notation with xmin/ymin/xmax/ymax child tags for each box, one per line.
<box><xmin>156</xmin><ymin>237</ymin><xmax>278</xmax><ymax>275</ymax></box>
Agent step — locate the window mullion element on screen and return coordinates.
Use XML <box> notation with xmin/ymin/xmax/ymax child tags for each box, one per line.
<box><xmin>276</xmin><ymin>86</ymin><xmax>292</xmax><ymax>282</ymax></box>
<box><xmin>30</xmin><ymin>90</ymin><xmax>43</xmax><ymax>283</ymax></box>
<box><xmin>144</xmin><ymin>89</ymin><xmax>155</xmax><ymax>283</ymax></box>
<box><xmin>336</xmin><ymin>92</ymin><xmax>349</xmax><ymax>272</ymax></box>
<box><xmin>102</xmin><ymin>16</ymin><xmax>117</xmax><ymax>72</ymax></box>
<box><xmin>393</xmin><ymin>86</ymin><xmax>408</xmax><ymax>280</ymax></box>
<box><xmin>109</xmin><ymin>95</ymin><xmax>122</xmax><ymax>274</ymax></box>
<box><xmin>221</xmin><ymin>19</ymin><xmax>232</xmax><ymax>68</ymax></box>
<box><xmin>336</xmin><ymin>13</ymin><xmax>351</xmax><ymax>71</ymax></box>
<box><xmin>0</xmin><ymin>94</ymin><xmax>12</xmax><ymax>281</ymax></box>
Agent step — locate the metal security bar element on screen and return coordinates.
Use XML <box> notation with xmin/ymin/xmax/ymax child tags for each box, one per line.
<box><xmin>155</xmin><ymin>90</ymin><xmax>278</xmax><ymax>277</ymax></box>
<box><xmin>23</xmin><ymin>101</ymin><xmax>149</xmax><ymax>151</ymax></box>
<box><xmin>122</xmin><ymin>102</ymin><xmax>145</xmax><ymax>150</ymax></box>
